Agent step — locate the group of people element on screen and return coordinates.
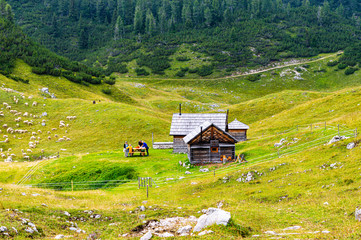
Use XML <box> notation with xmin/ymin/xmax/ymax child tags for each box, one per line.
<box><xmin>123</xmin><ymin>140</ymin><xmax>149</xmax><ymax>157</ymax></box>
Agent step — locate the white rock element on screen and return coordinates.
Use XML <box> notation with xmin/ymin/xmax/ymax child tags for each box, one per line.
<box><xmin>198</xmin><ymin>230</ymin><xmax>213</xmax><ymax>236</ymax></box>
<box><xmin>64</xmin><ymin>211</ymin><xmax>71</xmax><ymax>216</ymax></box>
<box><xmin>177</xmin><ymin>225</ymin><xmax>192</xmax><ymax>235</ymax></box>
<box><xmin>54</xmin><ymin>234</ymin><xmax>65</xmax><ymax>239</ymax></box>
<box><xmin>25</xmin><ymin>227</ymin><xmax>34</xmax><ymax>234</ymax></box>
<box><xmin>328</xmin><ymin>135</ymin><xmax>348</xmax><ymax>145</ymax></box>
<box><xmin>140</xmin><ymin>206</ymin><xmax>146</xmax><ymax>211</ymax></box>
<box><xmin>157</xmin><ymin>232</ymin><xmax>174</xmax><ymax>237</ymax></box>
<box><xmin>193</xmin><ymin>208</ymin><xmax>231</xmax><ymax>232</ymax></box>
<box><xmin>324</xmin><ymin>202</ymin><xmax>329</xmax><ymax>205</ymax></box>
<box><xmin>12</xmin><ymin>227</ymin><xmax>17</xmax><ymax>234</ymax></box>
<box><xmin>32</xmin><ymin>193</ymin><xmax>40</xmax><ymax>197</ymax></box>
<box><xmin>200</xmin><ymin>168</ymin><xmax>209</xmax><ymax>173</ymax></box>
<box><xmin>284</xmin><ymin>226</ymin><xmax>301</xmax><ymax>230</ymax></box>
<box><xmin>140</xmin><ymin>231</ymin><xmax>152</xmax><ymax>240</ymax></box>
<box><xmin>69</xmin><ymin>227</ymin><xmax>77</xmax><ymax>231</ymax></box>
<box><xmin>274</xmin><ymin>143</ymin><xmax>282</xmax><ymax>148</ymax></box>
<box><xmin>347</xmin><ymin>142</ymin><xmax>355</xmax><ymax>150</ymax></box>
<box><xmin>0</xmin><ymin>226</ymin><xmax>7</xmax><ymax>232</ymax></box>
<box><xmin>264</xmin><ymin>231</ymin><xmax>277</xmax><ymax>235</ymax></box>
<box><xmin>185</xmin><ymin>171</ymin><xmax>192</xmax><ymax>174</ymax></box>
<box><xmin>355</xmin><ymin>207</ymin><xmax>361</xmax><ymax>221</ymax></box>
<box><xmin>322</xmin><ymin>230</ymin><xmax>330</xmax><ymax>233</ymax></box>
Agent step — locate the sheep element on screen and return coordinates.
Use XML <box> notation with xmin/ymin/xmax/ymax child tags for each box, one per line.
<box><xmin>24</xmin><ymin>102</ymin><xmax>28</xmax><ymax>106</ymax></box>
<box><xmin>6</xmin><ymin>105</ymin><xmax>11</xmax><ymax>110</ymax></box>
<box><xmin>0</xmin><ymin>114</ymin><xmax>4</xmax><ymax>117</ymax></box>
<box><xmin>29</xmin><ymin>144</ymin><xmax>35</xmax><ymax>149</ymax></box>
<box><xmin>23</xmin><ymin>112</ymin><xmax>28</xmax><ymax>117</ymax></box>
<box><xmin>3</xmin><ymin>102</ymin><xmax>8</xmax><ymax>106</ymax></box>
<box><xmin>23</xmin><ymin>156</ymin><xmax>30</xmax><ymax>160</ymax></box>
<box><xmin>3</xmin><ymin>135</ymin><xmax>8</xmax><ymax>139</ymax></box>
<box><xmin>27</xmin><ymin>121</ymin><xmax>33</xmax><ymax>126</ymax></box>
<box><xmin>30</xmin><ymin>136</ymin><xmax>36</xmax><ymax>140</ymax></box>
<box><xmin>59</xmin><ymin>123</ymin><xmax>65</xmax><ymax>128</ymax></box>
<box><xmin>2</xmin><ymin>124</ymin><xmax>8</xmax><ymax>129</ymax></box>
<box><xmin>10</xmin><ymin>153</ymin><xmax>16</xmax><ymax>157</ymax></box>
<box><xmin>27</xmin><ymin>149</ymin><xmax>33</xmax><ymax>153</ymax></box>
<box><xmin>47</xmin><ymin>131</ymin><xmax>51</xmax><ymax>134</ymax></box>
<box><xmin>37</xmin><ymin>136</ymin><xmax>41</xmax><ymax>140</ymax></box>
<box><xmin>4</xmin><ymin>138</ymin><xmax>8</xmax><ymax>143</ymax></box>
<box><xmin>16</xmin><ymin>124</ymin><xmax>19</xmax><ymax>127</ymax></box>
<box><xmin>6</xmin><ymin>127</ymin><xmax>14</xmax><ymax>134</ymax></box>
<box><xmin>47</xmin><ymin>136</ymin><xmax>51</xmax><ymax>140</ymax></box>
<box><xmin>60</xmin><ymin>149</ymin><xmax>67</xmax><ymax>151</ymax></box>
<box><xmin>14</xmin><ymin>117</ymin><xmax>21</xmax><ymax>122</ymax></box>
<box><xmin>7</xmin><ymin>148</ymin><xmax>11</xmax><ymax>152</ymax></box>
<box><xmin>54</xmin><ymin>134</ymin><xmax>58</xmax><ymax>138</ymax></box>
<box><xmin>35</xmin><ymin>140</ymin><xmax>39</xmax><ymax>144</ymax></box>
<box><xmin>66</xmin><ymin>116</ymin><xmax>77</xmax><ymax>120</ymax></box>
<box><xmin>58</xmin><ymin>138</ymin><xmax>65</xmax><ymax>142</ymax></box>
<box><xmin>31</xmin><ymin>132</ymin><xmax>37</xmax><ymax>136</ymax></box>
<box><xmin>52</xmin><ymin>128</ymin><xmax>57</xmax><ymax>131</ymax></box>
<box><xmin>66</xmin><ymin>138</ymin><xmax>71</xmax><ymax>141</ymax></box>
<box><xmin>32</xmin><ymin>101</ymin><xmax>37</xmax><ymax>107</ymax></box>
<box><xmin>41</xmin><ymin>149</ymin><xmax>44</xmax><ymax>153</ymax></box>
<box><xmin>1</xmin><ymin>153</ymin><xmax>6</xmax><ymax>159</ymax></box>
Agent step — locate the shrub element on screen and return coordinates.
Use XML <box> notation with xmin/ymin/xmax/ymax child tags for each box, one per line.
<box><xmin>135</xmin><ymin>68</ymin><xmax>149</xmax><ymax>76</ymax></box>
<box><xmin>104</xmin><ymin>77</ymin><xmax>116</xmax><ymax>85</ymax></box>
<box><xmin>102</xmin><ymin>88</ymin><xmax>112</xmax><ymax>95</ymax></box>
<box><xmin>189</xmin><ymin>68</ymin><xmax>198</xmax><ymax>74</ymax></box>
<box><xmin>180</xmin><ymin>67</ymin><xmax>189</xmax><ymax>72</ymax></box>
<box><xmin>197</xmin><ymin>65</ymin><xmax>213</xmax><ymax>77</ymax></box>
<box><xmin>338</xmin><ymin>63</ymin><xmax>348</xmax><ymax>70</ymax></box>
<box><xmin>32</xmin><ymin>67</ymin><xmax>47</xmax><ymax>75</ymax></box>
<box><xmin>302</xmin><ymin>64</ymin><xmax>310</xmax><ymax>68</ymax></box>
<box><xmin>345</xmin><ymin>67</ymin><xmax>358</xmax><ymax>75</ymax></box>
<box><xmin>175</xmin><ymin>71</ymin><xmax>185</xmax><ymax>77</ymax></box>
<box><xmin>176</xmin><ymin>56</ymin><xmax>190</xmax><ymax>61</ymax></box>
<box><xmin>247</xmin><ymin>74</ymin><xmax>261</xmax><ymax>82</ymax></box>
<box><xmin>327</xmin><ymin>61</ymin><xmax>338</xmax><ymax>67</ymax></box>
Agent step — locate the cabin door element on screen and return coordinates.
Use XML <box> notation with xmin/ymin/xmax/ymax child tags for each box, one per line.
<box><xmin>210</xmin><ymin>140</ymin><xmax>220</xmax><ymax>162</ymax></box>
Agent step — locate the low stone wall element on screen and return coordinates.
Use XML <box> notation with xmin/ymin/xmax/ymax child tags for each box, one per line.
<box><xmin>153</xmin><ymin>142</ymin><xmax>173</xmax><ymax>149</ymax></box>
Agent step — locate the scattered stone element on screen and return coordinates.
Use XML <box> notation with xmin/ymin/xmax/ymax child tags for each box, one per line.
<box><xmin>264</xmin><ymin>231</ymin><xmax>276</xmax><ymax>235</ymax></box>
<box><xmin>69</xmin><ymin>227</ymin><xmax>77</xmax><ymax>231</ymax></box>
<box><xmin>347</xmin><ymin>142</ymin><xmax>355</xmax><ymax>150</ymax></box>
<box><xmin>25</xmin><ymin>227</ymin><xmax>34</xmax><ymax>234</ymax></box>
<box><xmin>179</xmin><ymin>176</ymin><xmax>185</xmax><ymax>180</ymax></box>
<box><xmin>177</xmin><ymin>225</ymin><xmax>192</xmax><ymax>236</ymax></box>
<box><xmin>322</xmin><ymin>230</ymin><xmax>330</xmax><ymax>233</ymax></box>
<box><xmin>139</xmin><ymin>214</ymin><xmax>146</xmax><ymax>219</ymax></box>
<box><xmin>328</xmin><ymin>136</ymin><xmax>348</xmax><ymax>145</ymax></box>
<box><xmin>274</xmin><ymin>143</ymin><xmax>283</xmax><ymax>148</ymax></box>
<box><xmin>54</xmin><ymin>234</ymin><xmax>65</xmax><ymax>239</ymax></box>
<box><xmin>185</xmin><ymin>171</ymin><xmax>192</xmax><ymax>174</ymax></box>
<box><xmin>64</xmin><ymin>211</ymin><xmax>71</xmax><ymax>217</ymax></box>
<box><xmin>199</xmin><ymin>168</ymin><xmax>209</xmax><ymax>173</ymax></box>
<box><xmin>0</xmin><ymin>226</ymin><xmax>7</xmax><ymax>232</ymax></box>
<box><xmin>166</xmin><ymin>178</ymin><xmax>174</xmax><ymax>181</ymax></box>
<box><xmin>355</xmin><ymin>207</ymin><xmax>361</xmax><ymax>221</ymax></box>
<box><xmin>193</xmin><ymin>208</ymin><xmax>231</xmax><ymax>232</ymax></box>
<box><xmin>140</xmin><ymin>231</ymin><xmax>152</xmax><ymax>240</ymax></box>
<box><xmin>94</xmin><ymin>214</ymin><xmax>101</xmax><ymax>219</ymax></box>
<box><xmin>140</xmin><ymin>206</ymin><xmax>146</xmax><ymax>211</ymax></box>
<box><xmin>41</xmin><ymin>203</ymin><xmax>48</xmax><ymax>207</ymax></box>
<box><xmin>198</xmin><ymin>230</ymin><xmax>213</xmax><ymax>236</ymax></box>
<box><xmin>283</xmin><ymin>226</ymin><xmax>301</xmax><ymax>230</ymax></box>
<box><xmin>31</xmin><ymin>193</ymin><xmax>40</xmax><ymax>197</ymax></box>
<box><xmin>12</xmin><ymin>227</ymin><xmax>17</xmax><ymax>234</ymax></box>
<box><xmin>156</xmin><ymin>232</ymin><xmax>174</xmax><ymax>237</ymax></box>
<box><xmin>122</xmin><ymin>233</ymin><xmax>128</xmax><ymax>237</ymax></box>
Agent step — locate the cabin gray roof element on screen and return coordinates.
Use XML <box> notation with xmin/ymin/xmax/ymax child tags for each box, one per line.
<box><xmin>228</xmin><ymin>118</ymin><xmax>249</xmax><ymax>130</ymax></box>
<box><xmin>183</xmin><ymin>121</ymin><xmax>238</xmax><ymax>144</ymax></box>
<box><xmin>169</xmin><ymin>113</ymin><xmax>227</xmax><ymax>136</ymax></box>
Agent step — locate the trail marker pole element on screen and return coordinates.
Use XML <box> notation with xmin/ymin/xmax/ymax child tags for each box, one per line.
<box><xmin>147</xmin><ymin>184</ymin><xmax>149</xmax><ymax>199</ymax></box>
<box><xmin>71</xmin><ymin>180</ymin><xmax>73</xmax><ymax>192</ymax></box>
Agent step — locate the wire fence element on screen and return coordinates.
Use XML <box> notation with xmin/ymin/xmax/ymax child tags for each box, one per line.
<box><xmin>21</xmin><ymin>122</ymin><xmax>358</xmax><ymax>191</ymax></box>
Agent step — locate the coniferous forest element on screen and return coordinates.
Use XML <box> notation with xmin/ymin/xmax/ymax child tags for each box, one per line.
<box><xmin>3</xmin><ymin>0</ymin><xmax>361</xmax><ymax>77</ymax></box>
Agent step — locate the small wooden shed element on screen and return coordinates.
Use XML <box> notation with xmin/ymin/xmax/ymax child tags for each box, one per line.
<box><xmin>228</xmin><ymin>118</ymin><xmax>249</xmax><ymax>141</ymax></box>
<box><xmin>169</xmin><ymin>113</ymin><xmax>227</xmax><ymax>153</ymax></box>
<box><xmin>183</xmin><ymin>121</ymin><xmax>238</xmax><ymax>164</ymax></box>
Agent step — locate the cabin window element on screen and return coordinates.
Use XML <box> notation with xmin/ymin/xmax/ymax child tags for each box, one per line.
<box><xmin>211</xmin><ymin>147</ymin><xmax>218</xmax><ymax>153</ymax></box>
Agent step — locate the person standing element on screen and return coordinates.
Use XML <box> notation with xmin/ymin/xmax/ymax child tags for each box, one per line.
<box><xmin>138</xmin><ymin>140</ymin><xmax>143</xmax><ymax>148</ymax></box>
<box><xmin>142</xmin><ymin>141</ymin><xmax>149</xmax><ymax>156</ymax></box>
<box><xmin>124</xmin><ymin>141</ymin><xmax>129</xmax><ymax>157</ymax></box>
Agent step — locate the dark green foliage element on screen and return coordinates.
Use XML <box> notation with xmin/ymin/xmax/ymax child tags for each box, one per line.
<box><xmin>3</xmin><ymin>73</ymin><xmax>29</xmax><ymax>84</ymax></box>
<box><xmin>338</xmin><ymin>63</ymin><xmax>348</xmax><ymax>70</ymax></box>
<box><xmin>32</xmin><ymin>67</ymin><xmax>47</xmax><ymax>75</ymax></box>
<box><xmin>197</xmin><ymin>65</ymin><xmax>213</xmax><ymax>77</ymax></box>
<box><xmin>220</xmin><ymin>218</ymin><xmax>252</xmax><ymax>237</ymax></box>
<box><xmin>247</xmin><ymin>74</ymin><xmax>261</xmax><ymax>82</ymax></box>
<box><xmin>188</xmin><ymin>68</ymin><xmax>198</xmax><ymax>74</ymax></box>
<box><xmin>104</xmin><ymin>76</ymin><xmax>116</xmax><ymax>85</ymax></box>
<box><xmin>327</xmin><ymin>61</ymin><xmax>338</xmax><ymax>67</ymax></box>
<box><xmin>135</xmin><ymin>68</ymin><xmax>149</xmax><ymax>76</ymax></box>
<box><xmin>176</xmin><ymin>56</ymin><xmax>190</xmax><ymax>61</ymax></box>
<box><xmin>102</xmin><ymin>88</ymin><xmax>112</xmax><ymax>95</ymax></box>
<box><xmin>345</xmin><ymin>67</ymin><xmax>358</xmax><ymax>75</ymax></box>
<box><xmin>106</xmin><ymin>58</ymin><xmax>128</xmax><ymax>75</ymax></box>
<box><xmin>175</xmin><ymin>70</ymin><xmax>185</xmax><ymax>77</ymax></box>
<box><xmin>344</xmin><ymin>179</ymin><xmax>354</xmax><ymax>185</ymax></box>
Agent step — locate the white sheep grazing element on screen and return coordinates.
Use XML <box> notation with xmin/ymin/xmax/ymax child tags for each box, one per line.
<box><xmin>59</xmin><ymin>123</ymin><xmax>65</xmax><ymax>128</ymax></box>
<box><xmin>52</xmin><ymin>128</ymin><xmax>57</xmax><ymax>131</ymax></box>
<box><xmin>32</xmin><ymin>132</ymin><xmax>37</xmax><ymax>136</ymax></box>
<box><xmin>7</xmin><ymin>127</ymin><xmax>14</xmax><ymax>133</ymax></box>
<box><xmin>60</xmin><ymin>149</ymin><xmax>67</xmax><ymax>151</ymax></box>
<box><xmin>15</xmin><ymin>117</ymin><xmax>21</xmax><ymax>122</ymax></box>
<box><xmin>27</xmin><ymin>149</ymin><xmax>33</xmax><ymax>153</ymax></box>
<box><xmin>7</xmin><ymin>148</ymin><xmax>11</xmax><ymax>152</ymax></box>
<box><xmin>0</xmin><ymin>148</ymin><xmax>2</xmax><ymax>152</ymax></box>
<box><xmin>54</xmin><ymin>134</ymin><xmax>58</xmax><ymax>138</ymax></box>
<box><xmin>21</xmin><ymin>95</ymin><xmax>25</xmax><ymax>99</ymax></box>
<box><xmin>0</xmin><ymin>114</ymin><xmax>4</xmax><ymax>117</ymax></box>
<box><xmin>2</xmin><ymin>124</ymin><xmax>8</xmax><ymax>129</ymax></box>
<box><xmin>32</xmin><ymin>101</ymin><xmax>37</xmax><ymax>107</ymax></box>
<box><xmin>23</xmin><ymin>156</ymin><xmax>30</xmax><ymax>160</ymax></box>
<box><xmin>3</xmin><ymin>135</ymin><xmax>8</xmax><ymax>139</ymax></box>
<box><xmin>10</xmin><ymin>153</ymin><xmax>16</xmax><ymax>157</ymax></box>
<box><xmin>58</xmin><ymin>138</ymin><xmax>65</xmax><ymax>142</ymax></box>
<box><xmin>35</xmin><ymin>140</ymin><xmax>39</xmax><ymax>144</ymax></box>
<box><xmin>24</xmin><ymin>102</ymin><xmax>28</xmax><ymax>106</ymax></box>
<box><xmin>16</xmin><ymin>124</ymin><xmax>19</xmax><ymax>127</ymax></box>
<box><xmin>356</xmin><ymin>207</ymin><xmax>361</xmax><ymax>221</ymax></box>
<box><xmin>3</xmin><ymin>102</ymin><xmax>8</xmax><ymax>106</ymax></box>
<box><xmin>41</xmin><ymin>149</ymin><xmax>44</xmax><ymax>153</ymax></box>
<box><xmin>4</xmin><ymin>138</ymin><xmax>9</xmax><ymax>143</ymax></box>
<box><xmin>47</xmin><ymin>136</ymin><xmax>51</xmax><ymax>140</ymax></box>
<box><xmin>37</xmin><ymin>136</ymin><xmax>41</xmax><ymax>140</ymax></box>
<box><xmin>47</xmin><ymin>131</ymin><xmax>51</xmax><ymax>134</ymax></box>
<box><xmin>1</xmin><ymin>154</ymin><xmax>6</xmax><ymax>158</ymax></box>
<box><xmin>30</xmin><ymin>136</ymin><xmax>36</xmax><ymax>140</ymax></box>
<box><xmin>27</xmin><ymin>121</ymin><xmax>33</xmax><ymax>126</ymax></box>
<box><xmin>6</xmin><ymin>105</ymin><xmax>11</xmax><ymax>110</ymax></box>
<box><xmin>23</xmin><ymin>112</ymin><xmax>28</xmax><ymax>117</ymax></box>
<box><xmin>29</xmin><ymin>144</ymin><xmax>35</xmax><ymax>149</ymax></box>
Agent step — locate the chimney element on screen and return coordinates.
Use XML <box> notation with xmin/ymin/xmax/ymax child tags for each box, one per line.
<box><xmin>226</xmin><ymin>109</ymin><xmax>229</xmax><ymax>132</ymax></box>
<box><xmin>179</xmin><ymin>103</ymin><xmax>182</xmax><ymax>115</ymax></box>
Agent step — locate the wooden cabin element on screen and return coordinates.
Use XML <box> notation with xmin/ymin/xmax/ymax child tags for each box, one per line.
<box><xmin>183</xmin><ymin>121</ymin><xmax>238</xmax><ymax>164</ymax></box>
<box><xmin>169</xmin><ymin>113</ymin><xmax>228</xmax><ymax>153</ymax></box>
<box><xmin>228</xmin><ymin>118</ymin><xmax>249</xmax><ymax>141</ymax></box>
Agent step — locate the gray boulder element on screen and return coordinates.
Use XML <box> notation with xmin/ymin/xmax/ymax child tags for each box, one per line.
<box><xmin>54</xmin><ymin>235</ymin><xmax>65</xmax><ymax>239</ymax></box>
<box><xmin>199</xmin><ymin>168</ymin><xmax>209</xmax><ymax>173</ymax></box>
<box><xmin>347</xmin><ymin>142</ymin><xmax>356</xmax><ymax>150</ymax></box>
<box><xmin>140</xmin><ymin>231</ymin><xmax>152</xmax><ymax>240</ymax></box>
<box><xmin>328</xmin><ymin>136</ymin><xmax>348</xmax><ymax>145</ymax></box>
<box><xmin>193</xmin><ymin>208</ymin><xmax>231</xmax><ymax>232</ymax></box>
<box><xmin>355</xmin><ymin>207</ymin><xmax>361</xmax><ymax>221</ymax></box>
<box><xmin>0</xmin><ymin>226</ymin><xmax>7</xmax><ymax>232</ymax></box>
<box><xmin>177</xmin><ymin>225</ymin><xmax>192</xmax><ymax>236</ymax></box>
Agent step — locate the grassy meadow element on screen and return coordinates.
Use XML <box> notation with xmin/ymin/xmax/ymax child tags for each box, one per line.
<box><xmin>1</xmin><ymin>52</ymin><xmax>361</xmax><ymax>239</ymax></box>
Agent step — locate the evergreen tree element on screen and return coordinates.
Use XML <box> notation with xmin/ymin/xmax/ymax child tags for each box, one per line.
<box><xmin>4</xmin><ymin>3</ymin><xmax>13</xmax><ymax>22</ymax></box>
<box><xmin>134</xmin><ymin>4</ymin><xmax>143</xmax><ymax>33</ymax></box>
<box><xmin>79</xmin><ymin>27</ymin><xmax>89</xmax><ymax>49</ymax></box>
<box><xmin>182</xmin><ymin>3</ymin><xmax>193</xmax><ymax>28</ymax></box>
<box><xmin>204</xmin><ymin>7</ymin><xmax>212</xmax><ymax>27</ymax></box>
<box><xmin>145</xmin><ymin>8</ymin><xmax>156</xmax><ymax>35</ymax></box>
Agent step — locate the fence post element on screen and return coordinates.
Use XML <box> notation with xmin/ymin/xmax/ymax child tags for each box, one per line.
<box><xmin>147</xmin><ymin>184</ymin><xmax>149</xmax><ymax>198</ymax></box>
<box><xmin>138</xmin><ymin>177</ymin><xmax>140</xmax><ymax>189</ymax></box>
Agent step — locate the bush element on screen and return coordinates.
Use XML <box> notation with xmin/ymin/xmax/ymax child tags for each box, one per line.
<box><xmin>175</xmin><ymin>71</ymin><xmax>185</xmax><ymax>77</ymax></box>
<box><xmin>62</xmin><ymin>71</ymin><xmax>82</xmax><ymax>83</ymax></box>
<box><xmin>104</xmin><ymin>76</ymin><xmax>116</xmax><ymax>85</ymax></box>
<box><xmin>327</xmin><ymin>61</ymin><xmax>338</xmax><ymax>67</ymax></box>
<box><xmin>197</xmin><ymin>65</ymin><xmax>213</xmax><ymax>77</ymax></box>
<box><xmin>176</xmin><ymin>56</ymin><xmax>190</xmax><ymax>61</ymax></box>
<box><xmin>32</xmin><ymin>67</ymin><xmax>47</xmax><ymax>75</ymax></box>
<box><xmin>247</xmin><ymin>74</ymin><xmax>261</xmax><ymax>82</ymax></box>
<box><xmin>189</xmin><ymin>68</ymin><xmax>198</xmax><ymax>74</ymax></box>
<box><xmin>102</xmin><ymin>88</ymin><xmax>112</xmax><ymax>95</ymax></box>
<box><xmin>338</xmin><ymin>63</ymin><xmax>348</xmax><ymax>70</ymax></box>
<box><xmin>49</xmin><ymin>69</ymin><xmax>61</xmax><ymax>76</ymax></box>
<box><xmin>135</xmin><ymin>68</ymin><xmax>149</xmax><ymax>76</ymax></box>
<box><xmin>345</xmin><ymin>67</ymin><xmax>358</xmax><ymax>75</ymax></box>
<box><xmin>302</xmin><ymin>64</ymin><xmax>310</xmax><ymax>68</ymax></box>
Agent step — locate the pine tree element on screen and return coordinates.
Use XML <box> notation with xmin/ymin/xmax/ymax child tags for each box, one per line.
<box><xmin>5</xmin><ymin>3</ymin><xmax>13</xmax><ymax>22</ymax></box>
<box><xmin>182</xmin><ymin>3</ymin><xmax>193</xmax><ymax>28</ymax></box>
<box><xmin>134</xmin><ymin>4</ymin><xmax>143</xmax><ymax>33</ymax></box>
<box><xmin>336</xmin><ymin>3</ymin><xmax>344</xmax><ymax>17</ymax></box>
<box><xmin>145</xmin><ymin>9</ymin><xmax>156</xmax><ymax>35</ymax></box>
<box><xmin>204</xmin><ymin>7</ymin><xmax>212</xmax><ymax>27</ymax></box>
